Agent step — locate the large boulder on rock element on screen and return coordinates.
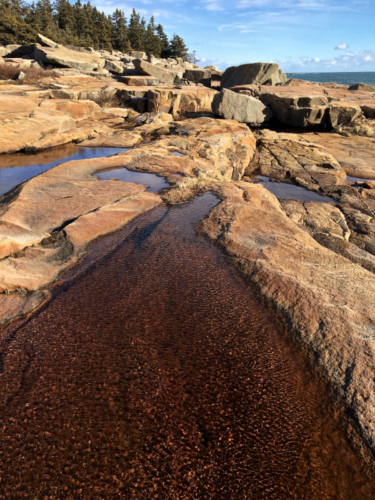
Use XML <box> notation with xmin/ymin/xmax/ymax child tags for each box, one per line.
<box><xmin>34</xmin><ymin>44</ymin><xmax>105</xmax><ymax>71</ymax></box>
<box><xmin>119</xmin><ymin>75</ymin><xmax>159</xmax><ymax>86</ymax></box>
<box><xmin>4</xmin><ymin>44</ymin><xmax>34</xmax><ymax>57</ymax></box>
<box><xmin>130</xmin><ymin>51</ymin><xmax>147</xmax><ymax>60</ymax></box>
<box><xmin>349</xmin><ymin>83</ymin><xmax>375</xmax><ymax>92</ymax></box>
<box><xmin>361</xmin><ymin>105</ymin><xmax>375</xmax><ymax>119</ymax></box>
<box><xmin>213</xmin><ymin>88</ymin><xmax>272</xmax><ymax>126</ymax></box>
<box><xmin>260</xmin><ymin>93</ymin><xmax>327</xmax><ymax>128</ymax></box>
<box><xmin>104</xmin><ymin>59</ymin><xmax>124</xmax><ymax>74</ymax></box>
<box><xmin>133</xmin><ymin>59</ymin><xmax>182</xmax><ymax>84</ymax></box>
<box><xmin>183</xmin><ymin>68</ymin><xmax>211</xmax><ymax>83</ymax></box>
<box><xmin>36</xmin><ymin>33</ymin><xmax>59</xmax><ymax>48</ymax></box>
<box><xmin>221</xmin><ymin>62</ymin><xmax>287</xmax><ymax>89</ymax></box>
<box><xmin>326</xmin><ymin>103</ymin><xmax>363</xmax><ymax>128</ymax></box>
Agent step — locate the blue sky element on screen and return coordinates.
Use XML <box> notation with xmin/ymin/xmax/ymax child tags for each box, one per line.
<box><xmin>94</xmin><ymin>0</ymin><xmax>375</xmax><ymax>72</ymax></box>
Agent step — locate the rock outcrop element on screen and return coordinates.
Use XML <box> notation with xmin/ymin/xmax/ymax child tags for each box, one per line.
<box><xmin>201</xmin><ymin>181</ymin><xmax>375</xmax><ymax>457</ymax></box>
<box><xmin>221</xmin><ymin>63</ymin><xmax>287</xmax><ymax>89</ymax></box>
<box><xmin>248</xmin><ymin>130</ymin><xmax>346</xmax><ymax>189</ymax></box>
<box><xmin>34</xmin><ymin>44</ymin><xmax>106</xmax><ymax>72</ymax></box>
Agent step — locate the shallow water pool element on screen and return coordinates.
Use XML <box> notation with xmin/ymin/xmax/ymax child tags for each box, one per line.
<box><xmin>0</xmin><ymin>145</ymin><xmax>128</xmax><ymax>197</ymax></box>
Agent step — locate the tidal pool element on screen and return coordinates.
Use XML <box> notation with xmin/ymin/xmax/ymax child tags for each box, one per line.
<box><xmin>0</xmin><ymin>145</ymin><xmax>128</xmax><ymax>197</ymax></box>
<box><xmin>0</xmin><ymin>193</ymin><xmax>374</xmax><ymax>498</ymax></box>
<box><xmin>257</xmin><ymin>176</ymin><xmax>338</xmax><ymax>203</ymax></box>
<box><xmin>96</xmin><ymin>167</ymin><xmax>169</xmax><ymax>192</ymax></box>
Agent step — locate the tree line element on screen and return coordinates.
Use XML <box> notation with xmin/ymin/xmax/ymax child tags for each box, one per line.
<box><xmin>0</xmin><ymin>0</ymin><xmax>189</xmax><ymax>58</ymax></box>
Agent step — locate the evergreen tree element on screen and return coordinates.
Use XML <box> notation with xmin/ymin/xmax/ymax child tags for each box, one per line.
<box><xmin>168</xmin><ymin>33</ymin><xmax>189</xmax><ymax>60</ymax></box>
<box><xmin>128</xmin><ymin>8</ymin><xmax>141</xmax><ymax>51</ymax></box>
<box><xmin>111</xmin><ymin>9</ymin><xmax>130</xmax><ymax>52</ymax></box>
<box><xmin>144</xmin><ymin>16</ymin><xmax>161</xmax><ymax>57</ymax></box>
<box><xmin>0</xmin><ymin>0</ymin><xmax>189</xmax><ymax>60</ymax></box>
<box><xmin>0</xmin><ymin>0</ymin><xmax>37</xmax><ymax>45</ymax></box>
<box><xmin>155</xmin><ymin>23</ymin><xmax>170</xmax><ymax>58</ymax></box>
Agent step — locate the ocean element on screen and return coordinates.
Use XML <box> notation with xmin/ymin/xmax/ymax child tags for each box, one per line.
<box><xmin>286</xmin><ymin>72</ymin><xmax>375</xmax><ymax>86</ymax></box>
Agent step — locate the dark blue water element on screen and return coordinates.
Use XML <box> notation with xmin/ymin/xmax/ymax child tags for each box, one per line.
<box><xmin>286</xmin><ymin>72</ymin><xmax>375</xmax><ymax>86</ymax></box>
<box><xmin>0</xmin><ymin>147</ymin><xmax>127</xmax><ymax>198</ymax></box>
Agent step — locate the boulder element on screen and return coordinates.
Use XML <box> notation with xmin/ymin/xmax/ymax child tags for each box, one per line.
<box><xmin>183</xmin><ymin>68</ymin><xmax>211</xmax><ymax>83</ymax></box>
<box><xmin>121</xmin><ymin>54</ymin><xmax>133</xmax><ymax>64</ymax></box>
<box><xmin>119</xmin><ymin>75</ymin><xmax>159</xmax><ymax>86</ymax></box>
<box><xmin>104</xmin><ymin>59</ymin><xmax>124</xmax><ymax>74</ymax></box>
<box><xmin>361</xmin><ymin>105</ymin><xmax>375</xmax><ymax>119</ymax></box>
<box><xmin>326</xmin><ymin>103</ymin><xmax>363</xmax><ymax>128</ymax></box>
<box><xmin>5</xmin><ymin>44</ymin><xmax>34</xmax><ymax>57</ymax></box>
<box><xmin>133</xmin><ymin>59</ymin><xmax>181</xmax><ymax>84</ymax></box>
<box><xmin>221</xmin><ymin>62</ymin><xmax>287</xmax><ymax>89</ymax></box>
<box><xmin>260</xmin><ymin>93</ymin><xmax>328</xmax><ymax>128</ymax></box>
<box><xmin>36</xmin><ymin>33</ymin><xmax>59</xmax><ymax>48</ymax></box>
<box><xmin>213</xmin><ymin>88</ymin><xmax>272</xmax><ymax>126</ymax></box>
<box><xmin>130</xmin><ymin>50</ymin><xmax>147</xmax><ymax>60</ymax></box>
<box><xmin>0</xmin><ymin>46</ymin><xmax>8</xmax><ymax>57</ymax></box>
<box><xmin>34</xmin><ymin>44</ymin><xmax>105</xmax><ymax>71</ymax></box>
<box><xmin>349</xmin><ymin>83</ymin><xmax>375</xmax><ymax>92</ymax></box>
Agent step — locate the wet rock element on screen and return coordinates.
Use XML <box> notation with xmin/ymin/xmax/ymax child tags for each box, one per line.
<box><xmin>221</xmin><ymin>62</ymin><xmax>287</xmax><ymax>89</ymax></box>
<box><xmin>213</xmin><ymin>88</ymin><xmax>272</xmax><ymax>126</ymax></box>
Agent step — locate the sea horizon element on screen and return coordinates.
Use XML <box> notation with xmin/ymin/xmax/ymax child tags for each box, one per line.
<box><xmin>286</xmin><ymin>71</ymin><xmax>375</xmax><ymax>86</ymax></box>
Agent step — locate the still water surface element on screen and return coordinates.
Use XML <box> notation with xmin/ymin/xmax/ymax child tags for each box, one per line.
<box><xmin>0</xmin><ymin>193</ymin><xmax>374</xmax><ymax>498</ymax></box>
<box><xmin>0</xmin><ymin>145</ymin><xmax>127</xmax><ymax>197</ymax></box>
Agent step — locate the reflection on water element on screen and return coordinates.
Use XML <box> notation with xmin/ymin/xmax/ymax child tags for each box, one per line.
<box><xmin>347</xmin><ymin>175</ymin><xmax>375</xmax><ymax>185</ymax></box>
<box><xmin>0</xmin><ymin>146</ymin><xmax>128</xmax><ymax>197</ymax></box>
<box><xmin>0</xmin><ymin>193</ymin><xmax>374</xmax><ymax>498</ymax></box>
<box><xmin>96</xmin><ymin>168</ymin><xmax>169</xmax><ymax>193</ymax></box>
<box><xmin>257</xmin><ymin>176</ymin><xmax>338</xmax><ymax>203</ymax></box>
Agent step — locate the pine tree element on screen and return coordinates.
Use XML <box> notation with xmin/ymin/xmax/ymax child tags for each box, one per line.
<box><xmin>155</xmin><ymin>23</ymin><xmax>170</xmax><ymax>58</ymax></box>
<box><xmin>0</xmin><ymin>0</ymin><xmax>37</xmax><ymax>45</ymax></box>
<box><xmin>111</xmin><ymin>9</ymin><xmax>130</xmax><ymax>52</ymax></box>
<box><xmin>0</xmin><ymin>0</ymin><xmax>189</xmax><ymax>61</ymax></box>
<box><xmin>168</xmin><ymin>33</ymin><xmax>188</xmax><ymax>60</ymax></box>
<box><xmin>128</xmin><ymin>8</ymin><xmax>141</xmax><ymax>51</ymax></box>
<box><xmin>144</xmin><ymin>16</ymin><xmax>161</xmax><ymax>57</ymax></box>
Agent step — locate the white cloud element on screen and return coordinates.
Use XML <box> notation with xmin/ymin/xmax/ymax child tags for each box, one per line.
<box><xmin>335</xmin><ymin>42</ymin><xmax>348</xmax><ymax>50</ymax></box>
<box><xmin>202</xmin><ymin>0</ymin><xmax>224</xmax><ymax>10</ymax></box>
<box><xmin>275</xmin><ymin>49</ymin><xmax>375</xmax><ymax>72</ymax></box>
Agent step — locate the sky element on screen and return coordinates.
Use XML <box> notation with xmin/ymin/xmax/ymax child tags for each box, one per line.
<box><xmin>93</xmin><ymin>0</ymin><xmax>375</xmax><ymax>72</ymax></box>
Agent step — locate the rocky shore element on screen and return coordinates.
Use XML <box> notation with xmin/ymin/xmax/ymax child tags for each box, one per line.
<box><xmin>1</xmin><ymin>34</ymin><xmax>375</xmax><ymax>464</ymax></box>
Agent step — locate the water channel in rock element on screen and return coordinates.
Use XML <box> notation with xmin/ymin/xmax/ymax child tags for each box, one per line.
<box><xmin>0</xmin><ymin>190</ymin><xmax>374</xmax><ymax>499</ymax></box>
<box><xmin>0</xmin><ymin>145</ymin><xmax>128</xmax><ymax>197</ymax></box>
